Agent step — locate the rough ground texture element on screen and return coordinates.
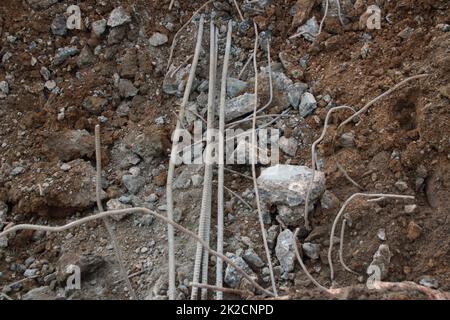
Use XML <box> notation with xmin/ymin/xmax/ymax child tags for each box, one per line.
<box><xmin>0</xmin><ymin>0</ymin><xmax>449</xmax><ymax>300</ymax></box>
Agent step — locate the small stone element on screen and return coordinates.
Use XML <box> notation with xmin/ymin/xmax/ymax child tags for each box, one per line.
<box><xmin>407</xmin><ymin>221</ymin><xmax>422</xmax><ymax>241</ymax></box>
<box><xmin>191</xmin><ymin>174</ymin><xmax>203</xmax><ymax>187</ymax></box>
<box><xmin>339</xmin><ymin>132</ymin><xmax>355</xmax><ymax>148</ymax></box>
<box><xmin>320</xmin><ymin>190</ymin><xmax>339</xmax><ymax>210</ymax></box>
<box><xmin>225</xmin><ymin>93</ymin><xmax>257</xmax><ymax>122</ymax></box>
<box><xmin>140</xmin><ymin>247</ymin><xmax>149</xmax><ymax>253</ymax></box>
<box><xmin>77</xmin><ymin>46</ymin><xmax>96</xmax><ymax>67</ymax></box>
<box><xmin>377</xmin><ymin>228</ymin><xmax>386</xmax><ymax>241</ymax></box>
<box><xmin>298</xmin><ymin>92</ymin><xmax>317</xmax><ymax>117</ymax></box>
<box><xmin>53</xmin><ymin>47</ymin><xmax>79</xmax><ymax>66</ymax></box>
<box><xmin>242</xmin><ymin>248</ymin><xmax>265</xmax><ymax>270</ymax></box>
<box><xmin>367</xmin><ymin>244</ymin><xmax>391</xmax><ymax>280</ymax></box>
<box><xmin>149</xmin><ymin>32</ymin><xmax>168</xmax><ymax>47</ymax></box>
<box><xmin>294</xmin><ymin>16</ymin><xmax>319</xmax><ymax>42</ymax></box>
<box><xmin>83</xmin><ymin>96</ymin><xmax>107</xmax><ymax>115</ymax></box>
<box><xmin>227</xmin><ymin>78</ymin><xmax>248</xmax><ymax>98</ymax></box>
<box><xmin>0</xmin><ymin>81</ymin><xmax>9</xmax><ymax>95</ymax></box>
<box><xmin>398</xmin><ymin>27</ymin><xmax>414</xmax><ymax>40</ymax></box>
<box><xmin>267</xmin><ymin>225</ymin><xmax>279</xmax><ymax>250</ymax></box>
<box><xmin>436</xmin><ymin>23</ymin><xmax>450</xmax><ymax>32</ymax></box>
<box><xmin>24</xmin><ymin>269</ymin><xmax>39</xmax><ymax>278</ymax></box>
<box><xmin>395</xmin><ymin>181</ymin><xmax>409</xmax><ymax>192</ymax></box>
<box><xmin>279</xmin><ymin>136</ymin><xmax>298</xmax><ymax>156</ymax></box>
<box><xmin>135</xmin><ymin>214</ymin><xmax>154</xmax><ymax>227</ymax></box>
<box><xmin>22</xmin><ymin>286</ymin><xmax>55</xmax><ymax>300</ymax></box>
<box><xmin>107</xmin><ymin>7</ymin><xmax>131</xmax><ymax>27</ymax></box>
<box><xmin>257</xmin><ymin>164</ymin><xmax>326</xmax><ymax>209</ymax></box>
<box><xmin>418</xmin><ymin>276</ymin><xmax>439</xmax><ymax>289</ymax></box>
<box><xmin>44</xmin><ymin>80</ymin><xmax>57</xmax><ymax>91</ymax></box>
<box><xmin>11</xmin><ymin>166</ymin><xmax>25</xmax><ymax>176</ymax></box>
<box><xmin>122</xmin><ymin>174</ymin><xmax>144</xmax><ymax>194</ymax></box>
<box><xmin>2</xmin><ymin>52</ymin><xmax>12</xmax><ymax>64</ymax></box>
<box><xmin>40</xmin><ymin>67</ymin><xmax>51</xmax><ymax>81</ymax></box>
<box><xmin>51</xmin><ymin>14</ymin><xmax>67</xmax><ymax>36</ymax></box>
<box><xmin>302</xmin><ymin>242</ymin><xmax>320</xmax><ymax>260</ymax></box>
<box><xmin>224</xmin><ymin>253</ymin><xmax>255</xmax><ymax>288</ymax></box>
<box><xmin>118</xmin><ymin>79</ymin><xmax>138</xmax><ymax>98</ymax></box>
<box><xmin>92</xmin><ymin>19</ymin><xmax>107</xmax><ymax>37</ymax></box>
<box><xmin>404</xmin><ymin>204</ymin><xmax>417</xmax><ymax>214</ymax></box>
<box><xmin>287</xmin><ymin>82</ymin><xmax>308</xmax><ymax>107</ymax></box>
<box><xmin>275</xmin><ymin>229</ymin><xmax>296</xmax><ymax>273</ymax></box>
<box><xmin>106</xmin><ymin>198</ymin><xmax>132</xmax><ymax>221</ymax></box>
<box><xmin>145</xmin><ymin>194</ymin><xmax>159</xmax><ymax>203</ymax></box>
<box><xmin>277</xmin><ymin>205</ymin><xmax>300</xmax><ymax>226</ymax></box>
<box><xmin>60</xmin><ymin>163</ymin><xmax>71</xmax><ymax>171</ymax></box>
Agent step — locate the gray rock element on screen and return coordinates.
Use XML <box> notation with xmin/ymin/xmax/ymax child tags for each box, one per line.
<box><xmin>418</xmin><ymin>276</ymin><xmax>439</xmax><ymax>289</ymax></box>
<box><xmin>279</xmin><ymin>136</ymin><xmax>298</xmax><ymax>157</ymax></box>
<box><xmin>118</xmin><ymin>79</ymin><xmax>138</xmax><ymax>98</ymax></box>
<box><xmin>82</xmin><ymin>96</ymin><xmax>107</xmax><ymax>115</ymax></box>
<box><xmin>22</xmin><ymin>286</ymin><xmax>55</xmax><ymax>300</ymax></box>
<box><xmin>224</xmin><ymin>253</ymin><xmax>254</xmax><ymax>288</ymax></box>
<box><xmin>92</xmin><ymin>19</ymin><xmax>107</xmax><ymax>37</ymax></box>
<box><xmin>227</xmin><ymin>78</ymin><xmax>248</xmax><ymax>98</ymax></box>
<box><xmin>242</xmin><ymin>248</ymin><xmax>265</xmax><ymax>270</ymax></box>
<box><xmin>135</xmin><ymin>214</ymin><xmax>155</xmax><ymax>227</ymax></box>
<box><xmin>53</xmin><ymin>47</ymin><xmax>80</xmax><ymax>66</ymax></box>
<box><xmin>0</xmin><ymin>201</ymin><xmax>7</xmax><ymax>228</ymax></box>
<box><xmin>11</xmin><ymin>166</ymin><xmax>25</xmax><ymax>176</ymax></box>
<box><xmin>107</xmin><ymin>26</ymin><xmax>126</xmax><ymax>45</ymax></box>
<box><xmin>107</xmin><ymin>7</ymin><xmax>131</xmax><ymax>27</ymax></box>
<box><xmin>106</xmin><ymin>198</ymin><xmax>132</xmax><ymax>221</ymax></box>
<box><xmin>320</xmin><ymin>190</ymin><xmax>339</xmax><ymax>209</ymax></box>
<box><xmin>77</xmin><ymin>46</ymin><xmax>96</xmax><ymax>67</ymax></box>
<box><xmin>339</xmin><ymin>132</ymin><xmax>355</xmax><ymax>148</ymax></box>
<box><xmin>398</xmin><ymin>27</ymin><xmax>414</xmax><ymax>40</ymax></box>
<box><xmin>275</xmin><ymin>229</ymin><xmax>296</xmax><ymax>273</ymax></box>
<box><xmin>377</xmin><ymin>228</ymin><xmax>386</xmax><ymax>241</ymax></box>
<box><xmin>295</xmin><ymin>16</ymin><xmax>319</xmax><ymax>42</ymax></box>
<box><xmin>44</xmin><ymin>80</ymin><xmax>57</xmax><ymax>91</ymax></box>
<box><xmin>24</xmin><ymin>268</ymin><xmax>39</xmax><ymax>278</ymax></box>
<box><xmin>277</xmin><ymin>205</ymin><xmax>300</xmax><ymax>227</ymax></box>
<box><xmin>287</xmin><ymin>82</ymin><xmax>308</xmax><ymax>107</ymax></box>
<box><xmin>0</xmin><ymin>81</ymin><xmax>9</xmax><ymax>95</ymax></box>
<box><xmin>127</xmin><ymin>131</ymin><xmax>166</xmax><ymax>160</ymax></box>
<box><xmin>40</xmin><ymin>67</ymin><xmax>51</xmax><ymax>81</ymax></box>
<box><xmin>51</xmin><ymin>14</ymin><xmax>67</xmax><ymax>36</ymax></box>
<box><xmin>257</xmin><ymin>164</ymin><xmax>326</xmax><ymax>208</ymax></box>
<box><xmin>149</xmin><ymin>32</ymin><xmax>168</xmax><ymax>47</ymax></box>
<box><xmin>367</xmin><ymin>244</ymin><xmax>391</xmax><ymax>280</ymax></box>
<box><xmin>302</xmin><ymin>243</ymin><xmax>320</xmax><ymax>260</ymax></box>
<box><xmin>0</xmin><ymin>236</ymin><xmax>7</xmax><ymax>249</ymax></box>
<box><xmin>2</xmin><ymin>52</ymin><xmax>12</xmax><ymax>64</ymax></box>
<box><xmin>267</xmin><ymin>225</ymin><xmax>280</xmax><ymax>250</ymax></box>
<box><xmin>163</xmin><ymin>64</ymin><xmax>196</xmax><ymax>97</ymax></box>
<box><xmin>436</xmin><ymin>23</ymin><xmax>450</xmax><ymax>32</ymax></box>
<box><xmin>122</xmin><ymin>174</ymin><xmax>145</xmax><ymax>195</ymax></box>
<box><xmin>395</xmin><ymin>181</ymin><xmax>408</xmax><ymax>192</ymax></box>
<box><xmin>56</xmin><ymin>253</ymin><xmax>106</xmax><ymax>283</ymax></box>
<box><xmin>298</xmin><ymin>92</ymin><xmax>317</xmax><ymax>117</ymax></box>
<box><xmin>27</xmin><ymin>0</ymin><xmax>57</xmax><ymax>10</ymax></box>
<box><xmin>225</xmin><ymin>93</ymin><xmax>257</xmax><ymax>122</ymax></box>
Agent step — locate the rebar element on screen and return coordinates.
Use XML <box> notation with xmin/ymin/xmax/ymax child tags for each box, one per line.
<box><xmin>251</xmin><ymin>21</ymin><xmax>278</xmax><ymax>297</ymax></box>
<box><xmin>216</xmin><ymin>19</ymin><xmax>233</xmax><ymax>300</ymax></box>
<box><xmin>95</xmin><ymin>125</ymin><xmax>137</xmax><ymax>300</ymax></box>
<box><xmin>166</xmin><ymin>14</ymin><xmax>205</xmax><ymax>300</ymax></box>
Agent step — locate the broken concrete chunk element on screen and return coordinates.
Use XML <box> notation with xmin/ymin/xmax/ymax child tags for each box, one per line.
<box><xmin>257</xmin><ymin>164</ymin><xmax>326</xmax><ymax>208</ymax></box>
<box><xmin>275</xmin><ymin>229</ymin><xmax>296</xmax><ymax>273</ymax></box>
<box><xmin>107</xmin><ymin>7</ymin><xmax>131</xmax><ymax>27</ymax></box>
<box><xmin>224</xmin><ymin>252</ymin><xmax>255</xmax><ymax>288</ymax></box>
<box><xmin>298</xmin><ymin>92</ymin><xmax>317</xmax><ymax>117</ymax></box>
<box><xmin>367</xmin><ymin>244</ymin><xmax>391</xmax><ymax>280</ymax></box>
<box><xmin>225</xmin><ymin>93</ymin><xmax>257</xmax><ymax>122</ymax></box>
